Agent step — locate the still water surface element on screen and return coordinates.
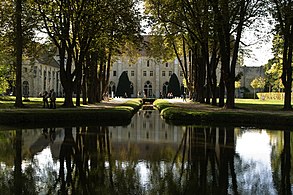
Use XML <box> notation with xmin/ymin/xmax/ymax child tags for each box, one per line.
<box><xmin>0</xmin><ymin>110</ymin><xmax>291</xmax><ymax>194</ymax></box>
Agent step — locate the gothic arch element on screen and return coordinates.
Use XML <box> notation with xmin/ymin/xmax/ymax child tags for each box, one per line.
<box><xmin>144</xmin><ymin>81</ymin><xmax>152</xmax><ymax>98</ymax></box>
<box><xmin>162</xmin><ymin>82</ymin><xmax>169</xmax><ymax>98</ymax></box>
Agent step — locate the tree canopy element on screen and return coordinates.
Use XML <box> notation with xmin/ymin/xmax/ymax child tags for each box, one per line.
<box><xmin>116</xmin><ymin>71</ymin><xmax>131</xmax><ymax>97</ymax></box>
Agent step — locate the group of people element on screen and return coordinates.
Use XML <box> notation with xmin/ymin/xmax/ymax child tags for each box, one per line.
<box><xmin>41</xmin><ymin>89</ymin><xmax>56</xmax><ymax>109</ymax></box>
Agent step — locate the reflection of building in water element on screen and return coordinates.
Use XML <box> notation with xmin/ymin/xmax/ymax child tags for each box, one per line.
<box><xmin>109</xmin><ymin>110</ymin><xmax>185</xmax><ymax>144</ymax></box>
<box><xmin>108</xmin><ymin>110</ymin><xmax>186</xmax><ymax>160</ymax></box>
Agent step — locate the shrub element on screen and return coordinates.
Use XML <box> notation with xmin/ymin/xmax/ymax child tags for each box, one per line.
<box><xmin>257</xmin><ymin>92</ymin><xmax>287</xmax><ymax>100</ymax></box>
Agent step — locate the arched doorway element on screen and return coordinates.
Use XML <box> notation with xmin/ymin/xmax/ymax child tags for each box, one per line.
<box><xmin>144</xmin><ymin>81</ymin><xmax>152</xmax><ymax>98</ymax></box>
<box><xmin>162</xmin><ymin>82</ymin><xmax>169</xmax><ymax>98</ymax></box>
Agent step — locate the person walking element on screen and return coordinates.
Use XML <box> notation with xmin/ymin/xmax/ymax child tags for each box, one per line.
<box><xmin>50</xmin><ymin>89</ymin><xmax>56</xmax><ymax>109</ymax></box>
<box><xmin>183</xmin><ymin>92</ymin><xmax>187</xmax><ymax>102</ymax></box>
<box><xmin>42</xmin><ymin>91</ymin><xmax>49</xmax><ymax>108</ymax></box>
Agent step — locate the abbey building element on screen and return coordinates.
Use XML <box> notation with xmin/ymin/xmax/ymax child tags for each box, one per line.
<box><xmin>21</xmin><ymin>45</ymin><xmax>264</xmax><ymax>99</ymax></box>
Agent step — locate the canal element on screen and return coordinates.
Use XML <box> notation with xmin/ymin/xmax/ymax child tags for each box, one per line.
<box><xmin>0</xmin><ymin>109</ymin><xmax>291</xmax><ymax>194</ymax></box>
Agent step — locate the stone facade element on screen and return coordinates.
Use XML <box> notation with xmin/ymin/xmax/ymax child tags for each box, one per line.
<box><xmin>22</xmin><ymin>48</ymin><xmax>264</xmax><ymax>98</ymax></box>
<box><xmin>109</xmin><ymin>56</ymin><xmax>184</xmax><ymax>98</ymax></box>
<box><xmin>22</xmin><ymin>55</ymin><xmax>62</xmax><ymax>98</ymax></box>
<box><xmin>240</xmin><ymin>65</ymin><xmax>265</xmax><ymax>92</ymax></box>
<box><xmin>109</xmin><ymin>54</ymin><xmax>264</xmax><ymax>98</ymax></box>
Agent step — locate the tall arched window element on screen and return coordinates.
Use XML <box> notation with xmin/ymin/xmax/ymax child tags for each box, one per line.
<box><xmin>144</xmin><ymin>81</ymin><xmax>152</xmax><ymax>98</ymax></box>
<box><xmin>162</xmin><ymin>82</ymin><xmax>169</xmax><ymax>98</ymax></box>
<box><xmin>23</xmin><ymin>81</ymin><xmax>29</xmax><ymax>98</ymax></box>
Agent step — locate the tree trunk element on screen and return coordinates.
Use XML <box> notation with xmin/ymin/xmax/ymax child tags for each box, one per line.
<box><xmin>14</xmin><ymin>0</ymin><xmax>23</xmax><ymax>108</ymax></box>
<box><xmin>60</xmin><ymin>47</ymin><xmax>75</xmax><ymax>107</ymax></box>
<box><xmin>218</xmin><ymin>77</ymin><xmax>225</xmax><ymax>107</ymax></box>
<box><xmin>82</xmin><ymin>64</ymin><xmax>88</xmax><ymax>105</ymax></box>
<box><xmin>14</xmin><ymin>130</ymin><xmax>22</xmax><ymax>194</ymax></box>
<box><xmin>210</xmin><ymin>42</ymin><xmax>219</xmax><ymax>106</ymax></box>
<box><xmin>88</xmin><ymin>51</ymin><xmax>98</xmax><ymax>104</ymax></box>
<box><xmin>282</xmin><ymin>22</ymin><xmax>293</xmax><ymax>110</ymax></box>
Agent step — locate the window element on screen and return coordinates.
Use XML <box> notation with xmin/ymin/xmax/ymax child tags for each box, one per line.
<box><xmin>165</xmin><ymin>63</ymin><xmax>168</xmax><ymax>67</ymax></box>
<box><xmin>33</xmin><ymin>66</ymin><xmax>37</xmax><ymax>78</ymax></box>
<box><xmin>24</xmin><ymin>67</ymin><xmax>27</xmax><ymax>72</ymax></box>
<box><xmin>169</xmin><ymin>71</ymin><xmax>172</xmax><ymax>76</ymax></box>
<box><xmin>113</xmin><ymin>70</ymin><xmax>117</xmax><ymax>76</ymax></box>
<box><xmin>131</xmin><ymin>70</ymin><xmax>134</xmax><ymax>76</ymax></box>
<box><xmin>147</xmin><ymin>60</ymin><xmax>150</xmax><ymax>67</ymax></box>
<box><xmin>150</xmin><ymin>71</ymin><xmax>153</xmax><ymax>76</ymax></box>
<box><xmin>143</xmin><ymin>71</ymin><xmax>147</xmax><ymax>76</ymax></box>
<box><xmin>162</xmin><ymin>71</ymin><xmax>165</xmax><ymax>76</ymax></box>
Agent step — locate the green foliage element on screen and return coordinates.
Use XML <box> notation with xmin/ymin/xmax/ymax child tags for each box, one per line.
<box><xmin>116</xmin><ymin>71</ymin><xmax>131</xmax><ymax>97</ymax></box>
<box><xmin>265</xmin><ymin>34</ymin><xmax>284</xmax><ymax>92</ymax></box>
<box><xmin>168</xmin><ymin>73</ymin><xmax>181</xmax><ymax>97</ymax></box>
<box><xmin>156</xmin><ymin>99</ymin><xmax>293</xmax><ymax>127</ymax></box>
<box><xmin>251</xmin><ymin>77</ymin><xmax>266</xmax><ymax>90</ymax></box>
<box><xmin>235</xmin><ymin>81</ymin><xmax>241</xmax><ymax>89</ymax></box>
<box><xmin>153</xmin><ymin>99</ymin><xmax>174</xmax><ymax>110</ymax></box>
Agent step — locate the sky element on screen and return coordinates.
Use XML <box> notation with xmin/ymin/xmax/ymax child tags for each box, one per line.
<box><xmin>241</xmin><ymin>17</ymin><xmax>274</xmax><ymax>67</ymax></box>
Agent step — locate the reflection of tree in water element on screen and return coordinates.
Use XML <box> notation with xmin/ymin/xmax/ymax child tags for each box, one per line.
<box><xmin>144</xmin><ymin>127</ymin><xmax>238</xmax><ymax>195</ymax></box>
<box><xmin>55</xmin><ymin>126</ymin><xmax>145</xmax><ymax>194</ymax></box>
<box><xmin>0</xmin><ymin>127</ymin><xmax>292</xmax><ymax>194</ymax></box>
<box><xmin>272</xmin><ymin>130</ymin><xmax>292</xmax><ymax>195</ymax></box>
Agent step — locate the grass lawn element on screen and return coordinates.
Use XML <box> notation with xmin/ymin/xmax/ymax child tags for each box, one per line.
<box><xmin>154</xmin><ymin>98</ymin><xmax>293</xmax><ymax>128</ymax></box>
<box><xmin>235</xmin><ymin>98</ymin><xmax>285</xmax><ymax>111</ymax></box>
<box><xmin>0</xmin><ymin>96</ymin><xmax>68</xmax><ymax>109</ymax></box>
<box><xmin>0</xmin><ymin>96</ymin><xmax>143</xmax><ymax>127</ymax></box>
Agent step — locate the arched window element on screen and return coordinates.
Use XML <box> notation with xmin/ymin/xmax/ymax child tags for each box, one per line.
<box><xmin>23</xmin><ymin>81</ymin><xmax>29</xmax><ymax>98</ymax></box>
<box><xmin>144</xmin><ymin>81</ymin><xmax>152</xmax><ymax>98</ymax></box>
<box><xmin>162</xmin><ymin>82</ymin><xmax>169</xmax><ymax>98</ymax></box>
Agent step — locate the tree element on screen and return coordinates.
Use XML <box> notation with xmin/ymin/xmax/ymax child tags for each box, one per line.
<box><xmin>168</xmin><ymin>73</ymin><xmax>181</xmax><ymax>97</ymax></box>
<box><xmin>211</xmin><ymin>0</ymin><xmax>267</xmax><ymax>108</ymax></box>
<box><xmin>146</xmin><ymin>0</ymin><xmax>266</xmax><ymax>108</ymax></box>
<box><xmin>251</xmin><ymin>77</ymin><xmax>266</xmax><ymax>99</ymax></box>
<box><xmin>35</xmin><ymin>0</ymin><xmax>100</xmax><ymax>107</ymax></box>
<box><xmin>116</xmin><ymin>71</ymin><xmax>131</xmax><ymax>97</ymax></box>
<box><xmin>257</xmin><ymin>77</ymin><xmax>266</xmax><ymax>91</ymax></box>
<box><xmin>251</xmin><ymin>78</ymin><xmax>259</xmax><ymax>99</ymax></box>
<box><xmin>0</xmin><ymin>0</ymin><xmax>37</xmax><ymax>99</ymax></box>
<box><xmin>235</xmin><ymin>80</ymin><xmax>241</xmax><ymax>98</ymax></box>
<box><xmin>270</xmin><ymin>0</ymin><xmax>293</xmax><ymax>110</ymax></box>
<box><xmin>35</xmin><ymin>0</ymin><xmax>142</xmax><ymax>107</ymax></box>
<box><xmin>145</xmin><ymin>0</ymin><xmax>218</xmax><ymax>104</ymax></box>
<box><xmin>265</xmin><ymin>35</ymin><xmax>284</xmax><ymax>92</ymax></box>
<box><xmin>14</xmin><ymin>0</ymin><xmax>23</xmax><ymax>107</ymax></box>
